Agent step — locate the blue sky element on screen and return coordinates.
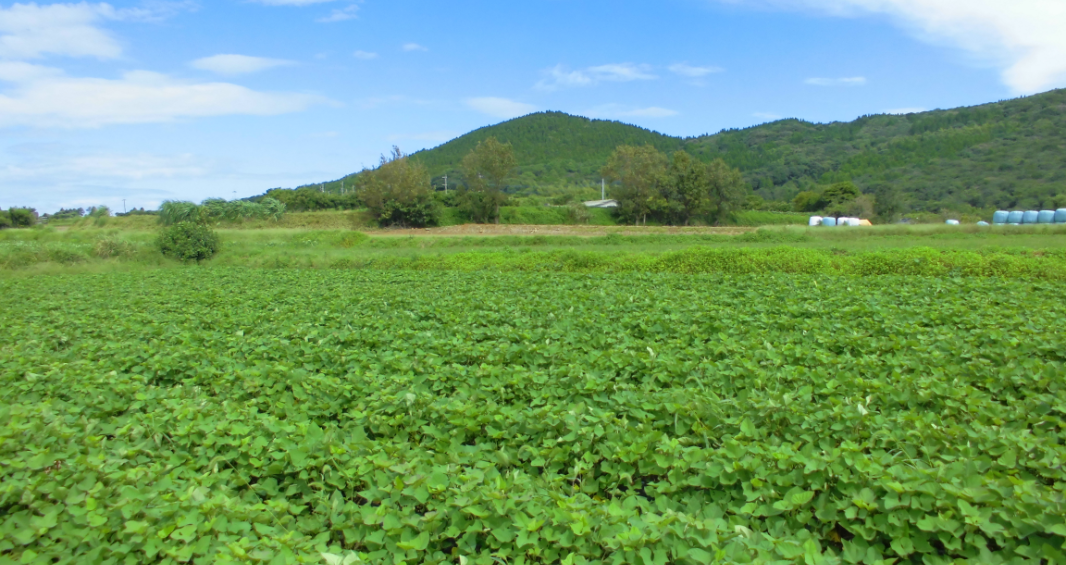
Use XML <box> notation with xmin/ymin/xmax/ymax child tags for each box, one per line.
<box><xmin>1</xmin><ymin>0</ymin><xmax>1063</xmax><ymax>213</ymax></box>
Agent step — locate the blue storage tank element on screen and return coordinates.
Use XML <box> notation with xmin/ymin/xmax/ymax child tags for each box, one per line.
<box><xmin>1007</xmin><ymin>211</ymin><xmax>1024</xmax><ymax>224</ymax></box>
<box><xmin>1057</xmin><ymin>209</ymin><xmax>1066</xmax><ymax>224</ymax></box>
<box><xmin>992</xmin><ymin>211</ymin><xmax>1009</xmax><ymax>225</ymax></box>
<box><xmin>1023</xmin><ymin>211</ymin><xmax>1040</xmax><ymax>224</ymax></box>
<box><xmin>1038</xmin><ymin>210</ymin><xmax>1056</xmax><ymax>224</ymax></box>
<box><xmin>821</xmin><ymin>217</ymin><xmax>837</xmax><ymax>227</ymax></box>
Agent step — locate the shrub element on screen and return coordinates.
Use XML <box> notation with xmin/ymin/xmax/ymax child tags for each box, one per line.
<box><xmin>93</xmin><ymin>238</ymin><xmax>136</xmax><ymax>259</ymax></box>
<box><xmin>158</xmin><ymin>222</ymin><xmax>221</xmax><ymax>262</ymax></box>
<box><xmin>566</xmin><ymin>202</ymin><xmax>592</xmax><ymax>224</ymax></box>
<box><xmin>0</xmin><ymin>211</ymin><xmax>11</xmax><ymax>229</ymax></box>
<box><xmin>8</xmin><ymin>208</ymin><xmax>36</xmax><ymax>228</ymax></box>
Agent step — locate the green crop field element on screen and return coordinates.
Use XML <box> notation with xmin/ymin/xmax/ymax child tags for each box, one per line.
<box><xmin>3</xmin><ymin>269</ymin><xmax>1065</xmax><ymax>564</ymax></box>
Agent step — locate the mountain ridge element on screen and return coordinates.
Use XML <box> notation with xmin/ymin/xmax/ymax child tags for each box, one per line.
<box><xmin>306</xmin><ymin>89</ymin><xmax>1066</xmax><ymax>212</ymax></box>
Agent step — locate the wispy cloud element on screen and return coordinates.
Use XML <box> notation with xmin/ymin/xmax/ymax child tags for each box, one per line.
<box><xmin>668</xmin><ymin>63</ymin><xmax>724</xmax><ymax>78</ymax></box>
<box><xmin>353</xmin><ymin>50</ymin><xmax>378</xmax><ymax>60</ymax></box>
<box><xmin>586</xmin><ymin>104</ymin><xmax>679</xmax><ymax>119</ymax></box>
<box><xmin>714</xmin><ymin>0</ymin><xmax>1066</xmax><ymax>94</ymax></box>
<box><xmin>318</xmin><ymin>4</ymin><xmax>359</xmax><ymax>22</ymax></box>
<box><xmin>536</xmin><ymin>63</ymin><xmax>657</xmax><ymax>91</ymax></box>
<box><xmin>465</xmin><ymin>97</ymin><xmax>537</xmax><ymax>119</ymax></box>
<box><xmin>805</xmin><ymin>76</ymin><xmax>867</xmax><ymax>86</ymax></box>
<box><xmin>402</xmin><ymin>43</ymin><xmax>428</xmax><ymax>52</ymax></box>
<box><xmin>0</xmin><ymin>62</ymin><xmax>327</xmax><ymax>128</ymax></box>
<box><xmin>190</xmin><ymin>54</ymin><xmax>294</xmax><ymax>75</ymax></box>
<box><xmin>753</xmin><ymin>112</ymin><xmax>783</xmax><ymax>121</ymax></box>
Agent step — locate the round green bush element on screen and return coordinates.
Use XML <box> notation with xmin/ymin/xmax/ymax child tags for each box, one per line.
<box><xmin>158</xmin><ymin>222</ymin><xmax>220</xmax><ymax>262</ymax></box>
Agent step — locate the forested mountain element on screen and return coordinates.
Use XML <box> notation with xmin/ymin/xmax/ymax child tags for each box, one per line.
<box><xmin>309</xmin><ymin>89</ymin><xmax>1066</xmax><ymax>212</ymax></box>
<box><xmin>688</xmin><ymin>89</ymin><xmax>1066</xmax><ymax>211</ymax></box>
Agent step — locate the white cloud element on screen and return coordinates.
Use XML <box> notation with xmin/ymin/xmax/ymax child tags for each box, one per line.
<box><xmin>715</xmin><ymin>0</ymin><xmax>1066</xmax><ymax>94</ymax></box>
<box><xmin>190</xmin><ymin>54</ymin><xmax>294</xmax><ymax>75</ymax></box>
<box><xmin>668</xmin><ymin>63</ymin><xmax>724</xmax><ymax>77</ymax></box>
<box><xmin>885</xmin><ymin>107</ymin><xmax>927</xmax><ymax>114</ymax></box>
<box><xmin>318</xmin><ymin>4</ymin><xmax>360</xmax><ymax>22</ymax></box>
<box><xmin>465</xmin><ymin>97</ymin><xmax>537</xmax><ymax>119</ymax></box>
<box><xmin>753</xmin><ymin>112</ymin><xmax>783</xmax><ymax>120</ymax></box>
<box><xmin>0</xmin><ymin>2</ymin><xmax>121</xmax><ymax>60</ymax></box>
<box><xmin>353</xmin><ymin>50</ymin><xmax>378</xmax><ymax>60</ymax></box>
<box><xmin>536</xmin><ymin>63</ymin><xmax>657</xmax><ymax>91</ymax></box>
<box><xmin>0</xmin><ymin>62</ymin><xmax>326</xmax><ymax>128</ymax></box>
<box><xmin>0</xmin><ymin>2</ymin><xmax>196</xmax><ymax>61</ymax></box>
<box><xmin>585</xmin><ymin>104</ymin><xmax>679</xmax><ymax>119</ymax></box>
<box><xmin>402</xmin><ymin>43</ymin><xmax>428</xmax><ymax>52</ymax></box>
<box><xmin>805</xmin><ymin>76</ymin><xmax>867</xmax><ymax>86</ymax></box>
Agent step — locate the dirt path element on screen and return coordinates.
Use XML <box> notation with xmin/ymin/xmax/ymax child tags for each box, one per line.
<box><xmin>368</xmin><ymin>224</ymin><xmax>758</xmax><ymax>237</ymax></box>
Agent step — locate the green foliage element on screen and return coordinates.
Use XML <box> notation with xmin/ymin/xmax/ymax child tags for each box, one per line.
<box><xmin>602</xmin><ymin>144</ymin><xmax>670</xmax><ymax>224</ymax></box>
<box><xmin>340</xmin><ymin>245</ymin><xmax>1066</xmax><ymax>278</ymax></box>
<box><xmin>160</xmin><ymin>198</ymin><xmax>286</xmax><ymax>226</ymax></box>
<box><xmin>159</xmin><ymin>200</ymin><xmax>203</xmax><ymax>225</ymax></box>
<box><xmin>604</xmin><ymin>147</ymin><xmax>749</xmax><ymax>226</ymax></box>
<box><xmin>731</xmin><ymin>211</ymin><xmax>810</xmax><ymax>226</ymax></box>
<box><xmin>92</xmin><ymin>238</ymin><xmax>137</xmax><ymax>259</ymax></box>
<box><xmin>415</xmin><ymin>111</ymin><xmax>683</xmax><ymax>189</ymax></box>
<box><xmin>0</xmin><ymin>210</ymin><xmax>10</xmax><ymax>229</ymax></box>
<box><xmin>459</xmin><ymin>136</ymin><xmax>517</xmax><ymax>223</ymax></box>
<box><xmin>266</xmin><ymin>187</ymin><xmax>361</xmax><ymax>212</ymax></box>
<box><xmin>566</xmin><ymin>202</ymin><xmax>593</xmax><ymax>224</ymax></box>
<box><xmin>2</xmin><ymin>269</ymin><xmax>1065</xmax><ymax>564</ymax></box>
<box><xmin>158</xmin><ymin>221</ymin><xmax>221</xmax><ymax>262</ymax></box>
<box><xmin>360</xmin><ymin>147</ymin><xmax>439</xmax><ymax>227</ymax></box>
<box><xmin>6</xmin><ymin>207</ymin><xmax>37</xmax><ymax>228</ymax></box>
<box><xmin>872</xmin><ymin>183</ymin><xmax>905</xmax><ymax>222</ymax></box>
<box><xmin>704</xmin><ymin>158</ymin><xmax>748</xmax><ymax>225</ymax></box>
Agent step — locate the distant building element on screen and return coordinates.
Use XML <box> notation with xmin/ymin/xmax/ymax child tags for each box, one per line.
<box><xmin>583</xmin><ymin>199</ymin><xmax>619</xmax><ymax>208</ymax></box>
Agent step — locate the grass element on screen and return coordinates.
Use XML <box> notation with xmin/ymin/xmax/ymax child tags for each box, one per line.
<box><xmin>4</xmin><ymin>223</ymin><xmax>1066</xmax><ymax>276</ymax></box>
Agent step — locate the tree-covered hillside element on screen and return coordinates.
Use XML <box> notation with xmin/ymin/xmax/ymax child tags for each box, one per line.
<box><xmin>312</xmin><ymin>112</ymin><xmax>682</xmax><ymax>195</ymax></box>
<box><xmin>306</xmin><ymin>89</ymin><xmax>1066</xmax><ymax>212</ymax></box>
<box><xmin>688</xmin><ymin>89</ymin><xmax>1066</xmax><ymax>211</ymax></box>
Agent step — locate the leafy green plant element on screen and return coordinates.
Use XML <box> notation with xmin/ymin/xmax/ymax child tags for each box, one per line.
<box><xmin>1</xmin><ymin>269</ymin><xmax>1064</xmax><ymax>563</ymax></box>
<box><xmin>158</xmin><ymin>221</ymin><xmax>220</xmax><ymax>262</ymax></box>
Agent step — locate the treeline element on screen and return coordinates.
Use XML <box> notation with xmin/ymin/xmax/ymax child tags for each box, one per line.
<box><xmin>158</xmin><ymin>198</ymin><xmax>286</xmax><ymax>225</ymax></box>
<box><xmin>270</xmin><ymin>138</ymin><xmax>755</xmax><ymax>228</ymax></box>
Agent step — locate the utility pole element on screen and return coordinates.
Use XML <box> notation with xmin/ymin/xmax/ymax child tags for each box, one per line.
<box><xmin>443</xmin><ymin>174</ymin><xmax>448</xmax><ymax>193</ymax></box>
<box><xmin>122</xmin><ymin>199</ymin><xmax>126</xmax><ymax>214</ymax></box>
<box><xmin>601</xmin><ymin>178</ymin><xmax>605</xmax><ymax>200</ymax></box>
<box><xmin>341</xmin><ymin>179</ymin><xmax>345</xmax><ymax>195</ymax></box>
